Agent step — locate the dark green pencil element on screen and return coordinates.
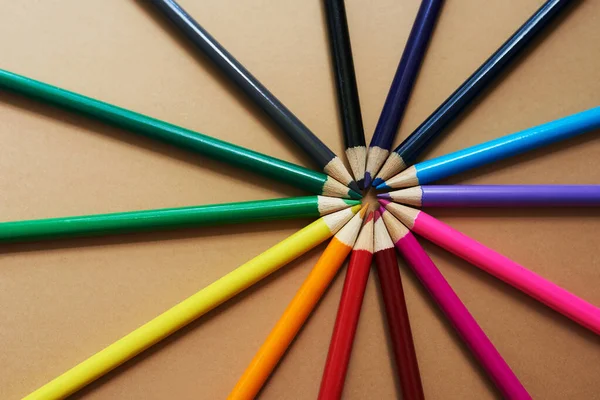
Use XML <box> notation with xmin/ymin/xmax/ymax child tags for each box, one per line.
<box><xmin>0</xmin><ymin>196</ymin><xmax>360</xmax><ymax>243</ymax></box>
<box><xmin>0</xmin><ymin>69</ymin><xmax>361</xmax><ymax>199</ymax></box>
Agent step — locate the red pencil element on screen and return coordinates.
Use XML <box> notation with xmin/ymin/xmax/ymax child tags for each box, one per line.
<box><xmin>373</xmin><ymin>209</ymin><xmax>424</xmax><ymax>400</ymax></box>
<box><xmin>318</xmin><ymin>212</ymin><xmax>374</xmax><ymax>400</ymax></box>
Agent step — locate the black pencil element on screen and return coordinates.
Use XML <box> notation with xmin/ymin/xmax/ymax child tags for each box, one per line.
<box><xmin>372</xmin><ymin>0</ymin><xmax>574</xmax><ymax>186</ymax></box>
<box><xmin>150</xmin><ymin>0</ymin><xmax>360</xmax><ymax>193</ymax></box>
<box><xmin>324</xmin><ymin>0</ymin><xmax>366</xmax><ymax>187</ymax></box>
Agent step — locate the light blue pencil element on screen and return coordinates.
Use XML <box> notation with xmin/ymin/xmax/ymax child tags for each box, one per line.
<box><xmin>376</xmin><ymin>106</ymin><xmax>600</xmax><ymax>189</ymax></box>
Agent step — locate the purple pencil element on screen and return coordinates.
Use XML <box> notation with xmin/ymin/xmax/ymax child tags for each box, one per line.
<box><xmin>364</xmin><ymin>0</ymin><xmax>443</xmax><ymax>189</ymax></box>
<box><xmin>379</xmin><ymin>207</ymin><xmax>531</xmax><ymax>399</ymax></box>
<box><xmin>379</xmin><ymin>185</ymin><xmax>600</xmax><ymax>207</ymax></box>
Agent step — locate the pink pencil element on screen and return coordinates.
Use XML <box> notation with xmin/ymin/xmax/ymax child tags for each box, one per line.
<box><xmin>380</xmin><ymin>200</ymin><xmax>600</xmax><ymax>335</ymax></box>
<box><xmin>379</xmin><ymin>207</ymin><xmax>530</xmax><ymax>399</ymax></box>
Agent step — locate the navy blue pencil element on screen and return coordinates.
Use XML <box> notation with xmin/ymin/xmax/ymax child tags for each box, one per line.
<box><xmin>364</xmin><ymin>0</ymin><xmax>443</xmax><ymax>189</ymax></box>
<box><xmin>373</xmin><ymin>0</ymin><xmax>574</xmax><ymax>186</ymax></box>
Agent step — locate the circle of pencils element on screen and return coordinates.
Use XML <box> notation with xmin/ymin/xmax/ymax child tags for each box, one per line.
<box><xmin>7</xmin><ymin>0</ymin><xmax>600</xmax><ymax>399</ymax></box>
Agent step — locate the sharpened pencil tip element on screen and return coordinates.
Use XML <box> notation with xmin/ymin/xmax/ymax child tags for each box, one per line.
<box><xmin>359</xmin><ymin>204</ymin><xmax>369</xmax><ymax>217</ymax></box>
<box><xmin>375</xmin><ymin>181</ymin><xmax>389</xmax><ymax>190</ymax></box>
<box><xmin>343</xmin><ymin>199</ymin><xmax>362</xmax><ymax>206</ymax></box>
<box><xmin>377</xmin><ymin>193</ymin><xmax>391</xmax><ymax>200</ymax></box>
<box><xmin>363</xmin><ymin>173</ymin><xmax>372</xmax><ymax>189</ymax></box>
<box><xmin>378</xmin><ymin>206</ymin><xmax>386</xmax><ymax>215</ymax></box>
<box><xmin>356</xmin><ymin>178</ymin><xmax>365</xmax><ymax>188</ymax></box>
<box><xmin>378</xmin><ymin>199</ymin><xmax>391</xmax><ymax>207</ymax></box>
<box><xmin>372</xmin><ymin>177</ymin><xmax>384</xmax><ymax>187</ymax></box>
<box><xmin>349</xmin><ymin>189</ymin><xmax>363</xmax><ymax>199</ymax></box>
<box><xmin>373</xmin><ymin>210</ymin><xmax>381</xmax><ymax>221</ymax></box>
<box><xmin>350</xmin><ymin>204</ymin><xmax>362</xmax><ymax>214</ymax></box>
<box><xmin>348</xmin><ymin>180</ymin><xmax>362</xmax><ymax>194</ymax></box>
<box><xmin>365</xmin><ymin>211</ymin><xmax>374</xmax><ymax>223</ymax></box>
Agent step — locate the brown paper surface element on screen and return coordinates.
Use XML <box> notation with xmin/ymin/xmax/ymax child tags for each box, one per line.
<box><xmin>0</xmin><ymin>1</ymin><xmax>599</xmax><ymax>399</ymax></box>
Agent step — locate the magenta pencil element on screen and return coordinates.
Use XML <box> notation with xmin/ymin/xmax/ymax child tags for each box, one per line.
<box><xmin>380</xmin><ymin>200</ymin><xmax>600</xmax><ymax>335</ymax></box>
<box><xmin>380</xmin><ymin>208</ymin><xmax>530</xmax><ymax>399</ymax></box>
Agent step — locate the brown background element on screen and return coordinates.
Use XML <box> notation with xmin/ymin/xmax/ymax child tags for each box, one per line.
<box><xmin>1</xmin><ymin>0</ymin><xmax>599</xmax><ymax>399</ymax></box>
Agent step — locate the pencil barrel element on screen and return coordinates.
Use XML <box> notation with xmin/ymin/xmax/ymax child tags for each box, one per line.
<box><xmin>0</xmin><ymin>197</ymin><xmax>332</xmax><ymax>242</ymax></box>
<box><xmin>393</xmin><ymin>0</ymin><xmax>573</xmax><ymax>165</ymax></box>
<box><xmin>0</xmin><ymin>69</ymin><xmax>329</xmax><ymax>196</ymax></box>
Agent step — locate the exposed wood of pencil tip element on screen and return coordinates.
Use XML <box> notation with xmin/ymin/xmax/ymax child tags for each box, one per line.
<box><xmin>365</xmin><ymin>146</ymin><xmax>390</xmax><ymax>184</ymax></box>
<box><xmin>352</xmin><ymin>211</ymin><xmax>374</xmax><ymax>252</ymax></box>
<box><xmin>374</xmin><ymin>152</ymin><xmax>407</xmax><ymax>183</ymax></box>
<box><xmin>345</xmin><ymin>146</ymin><xmax>367</xmax><ymax>184</ymax></box>
<box><xmin>323</xmin><ymin>206</ymin><xmax>361</xmax><ymax>234</ymax></box>
<box><xmin>324</xmin><ymin>156</ymin><xmax>359</xmax><ymax>189</ymax></box>
<box><xmin>386</xmin><ymin>186</ymin><xmax>423</xmax><ymax>207</ymax></box>
<box><xmin>379</xmin><ymin>209</ymin><xmax>410</xmax><ymax>243</ymax></box>
<box><xmin>380</xmin><ymin>200</ymin><xmax>419</xmax><ymax>229</ymax></box>
<box><xmin>373</xmin><ymin>211</ymin><xmax>395</xmax><ymax>252</ymax></box>
<box><xmin>317</xmin><ymin>196</ymin><xmax>357</xmax><ymax>215</ymax></box>
<box><xmin>334</xmin><ymin>206</ymin><xmax>368</xmax><ymax>247</ymax></box>
<box><xmin>381</xmin><ymin>166</ymin><xmax>419</xmax><ymax>189</ymax></box>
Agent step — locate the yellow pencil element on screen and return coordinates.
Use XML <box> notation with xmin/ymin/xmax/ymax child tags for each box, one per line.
<box><xmin>228</xmin><ymin>206</ymin><xmax>368</xmax><ymax>400</ymax></box>
<box><xmin>23</xmin><ymin>206</ymin><xmax>360</xmax><ymax>400</ymax></box>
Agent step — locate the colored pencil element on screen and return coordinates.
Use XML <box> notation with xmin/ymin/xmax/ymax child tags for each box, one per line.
<box><xmin>0</xmin><ymin>196</ymin><xmax>360</xmax><ymax>243</ymax></box>
<box><xmin>364</xmin><ymin>0</ymin><xmax>442</xmax><ymax>188</ymax></box>
<box><xmin>380</xmin><ymin>200</ymin><xmax>600</xmax><ymax>335</ymax></box>
<box><xmin>373</xmin><ymin>210</ymin><xmax>424</xmax><ymax>400</ymax></box>
<box><xmin>23</xmin><ymin>206</ymin><xmax>361</xmax><ymax>400</ymax></box>
<box><xmin>150</xmin><ymin>0</ymin><xmax>360</xmax><ymax>193</ymax></box>
<box><xmin>377</xmin><ymin>107</ymin><xmax>600</xmax><ymax>190</ymax></box>
<box><xmin>318</xmin><ymin>212</ymin><xmax>374</xmax><ymax>400</ymax></box>
<box><xmin>324</xmin><ymin>0</ymin><xmax>367</xmax><ymax>187</ymax></box>
<box><xmin>228</xmin><ymin>207</ymin><xmax>368</xmax><ymax>400</ymax></box>
<box><xmin>0</xmin><ymin>69</ymin><xmax>361</xmax><ymax>200</ymax></box>
<box><xmin>379</xmin><ymin>185</ymin><xmax>600</xmax><ymax>208</ymax></box>
<box><xmin>380</xmin><ymin>209</ymin><xmax>531</xmax><ymax>399</ymax></box>
<box><xmin>373</xmin><ymin>0</ymin><xmax>574</xmax><ymax>186</ymax></box>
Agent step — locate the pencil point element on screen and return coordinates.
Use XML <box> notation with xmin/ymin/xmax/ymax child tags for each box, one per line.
<box><xmin>377</xmin><ymin>193</ymin><xmax>391</xmax><ymax>200</ymax></box>
<box><xmin>349</xmin><ymin>189</ymin><xmax>363</xmax><ymax>199</ymax></box>
<box><xmin>373</xmin><ymin>210</ymin><xmax>381</xmax><ymax>221</ymax></box>
<box><xmin>378</xmin><ymin>198</ymin><xmax>391</xmax><ymax>207</ymax></box>
<box><xmin>378</xmin><ymin>205</ymin><xmax>386</xmax><ymax>215</ymax></box>
<box><xmin>348</xmin><ymin>180</ymin><xmax>362</xmax><ymax>194</ymax></box>
<box><xmin>363</xmin><ymin>172</ymin><xmax>372</xmax><ymax>189</ymax></box>
<box><xmin>371</xmin><ymin>177</ymin><xmax>383</xmax><ymax>187</ymax></box>
<box><xmin>359</xmin><ymin>203</ymin><xmax>370</xmax><ymax>217</ymax></box>
<box><xmin>365</xmin><ymin>211</ymin><xmax>375</xmax><ymax>223</ymax></box>
<box><xmin>343</xmin><ymin>199</ymin><xmax>362</xmax><ymax>206</ymax></box>
<box><xmin>350</xmin><ymin>204</ymin><xmax>362</xmax><ymax>214</ymax></box>
<box><xmin>375</xmin><ymin>181</ymin><xmax>389</xmax><ymax>190</ymax></box>
<box><xmin>356</xmin><ymin>178</ymin><xmax>365</xmax><ymax>188</ymax></box>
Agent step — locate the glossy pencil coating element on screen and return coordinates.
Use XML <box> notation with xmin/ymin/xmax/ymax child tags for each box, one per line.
<box><xmin>324</xmin><ymin>0</ymin><xmax>367</xmax><ymax>185</ymax></box>
<box><xmin>380</xmin><ymin>210</ymin><xmax>530</xmax><ymax>399</ymax></box>
<box><xmin>378</xmin><ymin>107</ymin><xmax>600</xmax><ymax>189</ymax></box>
<box><xmin>151</xmin><ymin>0</ymin><xmax>359</xmax><ymax>192</ymax></box>
<box><xmin>229</xmin><ymin>207</ymin><xmax>367</xmax><ymax>400</ymax></box>
<box><xmin>23</xmin><ymin>206</ymin><xmax>361</xmax><ymax>400</ymax></box>
<box><xmin>380</xmin><ymin>185</ymin><xmax>600</xmax><ymax>207</ymax></box>
<box><xmin>373</xmin><ymin>0</ymin><xmax>574</xmax><ymax>185</ymax></box>
<box><xmin>381</xmin><ymin>201</ymin><xmax>600</xmax><ymax>335</ymax></box>
<box><xmin>373</xmin><ymin>210</ymin><xmax>424</xmax><ymax>400</ymax></box>
<box><xmin>318</xmin><ymin>212</ymin><xmax>374</xmax><ymax>400</ymax></box>
<box><xmin>0</xmin><ymin>196</ymin><xmax>360</xmax><ymax>243</ymax></box>
<box><xmin>364</xmin><ymin>0</ymin><xmax>442</xmax><ymax>188</ymax></box>
<box><xmin>0</xmin><ymin>68</ymin><xmax>360</xmax><ymax>199</ymax></box>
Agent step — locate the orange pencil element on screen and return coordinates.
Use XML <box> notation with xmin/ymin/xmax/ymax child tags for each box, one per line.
<box><xmin>228</xmin><ymin>206</ymin><xmax>368</xmax><ymax>400</ymax></box>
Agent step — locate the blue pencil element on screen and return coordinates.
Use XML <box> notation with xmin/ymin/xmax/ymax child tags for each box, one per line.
<box><xmin>363</xmin><ymin>0</ymin><xmax>443</xmax><ymax>189</ymax></box>
<box><xmin>376</xmin><ymin>107</ymin><xmax>600</xmax><ymax>189</ymax></box>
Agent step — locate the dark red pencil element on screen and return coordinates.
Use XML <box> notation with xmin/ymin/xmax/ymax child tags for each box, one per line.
<box><xmin>373</xmin><ymin>209</ymin><xmax>424</xmax><ymax>400</ymax></box>
<box><xmin>318</xmin><ymin>212</ymin><xmax>374</xmax><ymax>400</ymax></box>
